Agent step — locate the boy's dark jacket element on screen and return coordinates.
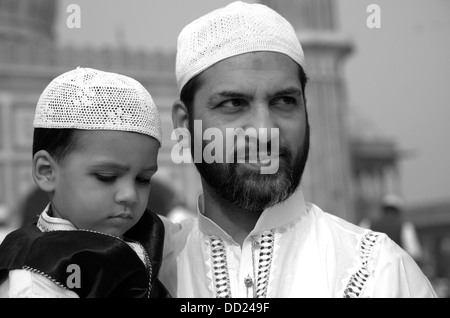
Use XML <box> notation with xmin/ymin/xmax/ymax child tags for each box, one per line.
<box><xmin>0</xmin><ymin>209</ymin><xmax>170</xmax><ymax>298</ymax></box>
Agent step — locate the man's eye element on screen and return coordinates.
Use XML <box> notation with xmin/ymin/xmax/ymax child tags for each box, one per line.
<box><xmin>220</xmin><ymin>99</ymin><xmax>245</xmax><ymax>108</ymax></box>
<box><xmin>95</xmin><ymin>174</ymin><xmax>117</xmax><ymax>183</ymax></box>
<box><xmin>273</xmin><ymin>96</ymin><xmax>296</xmax><ymax>105</ymax></box>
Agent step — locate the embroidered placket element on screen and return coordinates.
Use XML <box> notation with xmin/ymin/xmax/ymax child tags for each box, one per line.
<box><xmin>209</xmin><ymin>236</ymin><xmax>232</xmax><ymax>298</ymax></box>
<box><xmin>254</xmin><ymin>230</ymin><xmax>275</xmax><ymax>298</ymax></box>
<box><xmin>343</xmin><ymin>231</ymin><xmax>380</xmax><ymax>298</ymax></box>
<box><xmin>209</xmin><ymin>230</ymin><xmax>275</xmax><ymax>298</ymax></box>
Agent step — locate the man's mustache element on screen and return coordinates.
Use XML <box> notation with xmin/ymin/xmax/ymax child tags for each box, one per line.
<box><xmin>232</xmin><ymin>142</ymin><xmax>288</xmax><ymax>163</ymax></box>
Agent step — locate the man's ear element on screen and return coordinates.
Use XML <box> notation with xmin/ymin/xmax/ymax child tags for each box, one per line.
<box><xmin>172</xmin><ymin>100</ymin><xmax>192</xmax><ymax>149</ymax></box>
<box><xmin>172</xmin><ymin>99</ymin><xmax>190</xmax><ymax>131</ymax></box>
<box><xmin>32</xmin><ymin>150</ymin><xmax>57</xmax><ymax>193</ymax></box>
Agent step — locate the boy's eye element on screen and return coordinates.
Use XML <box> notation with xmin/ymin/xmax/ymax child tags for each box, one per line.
<box><xmin>95</xmin><ymin>174</ymin><xmax>117</xmax><ymax>183</ymax></box>
<box><xmin>136</xmin><ymin>176</ymin><xmax>152</xmax><ymax>185</ymax></box>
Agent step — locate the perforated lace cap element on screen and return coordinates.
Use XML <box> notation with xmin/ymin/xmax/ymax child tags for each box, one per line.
<box><xmin>33</xmin><ymin>67</ymin><xmax>162</xmax><ymax>144</ymax></box>
<box><xmin>176</xmin><ymin>0</ymin><xmax>305</xmax><ymax>92</ymax></box>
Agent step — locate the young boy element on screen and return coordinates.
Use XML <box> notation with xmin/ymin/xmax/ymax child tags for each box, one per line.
<box><xmin>0</xmin><ymin>67</ymin><xmax>169</xmax><ymax>298</ymax></box>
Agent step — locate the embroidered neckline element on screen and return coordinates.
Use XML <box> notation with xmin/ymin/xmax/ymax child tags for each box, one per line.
<box><xmin>209</xmin><ymin>230</ymin><xmax>275</xmax><ymax>298</ymax></box>
<box><xmin>37</xmin><ymin>205</ymin><xmax>77</xmax><ymax>232</ymax></box>
<box><xmin>22</xmin><ymin>265</ymin><xmax>69</xmax><ymax>291</ymax></box>
<box><xmin>70</xmin><ymin>228</ymin><xmax>153</xmax><ymax>298</ymax></box>
<box><xmin>35</xmin><ymin>206</ymin><xmax>153</xmax><ymax>297</ymax></box>
<box><xmin>343</xmin><ymin>231</ymin><xmax>380</xmax><ymax>298</ymax></box>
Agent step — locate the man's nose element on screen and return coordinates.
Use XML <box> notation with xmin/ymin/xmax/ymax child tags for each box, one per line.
<box><xmin>248</xmin><ymin>102</ymin><xmax>278</xmax><ymax>131</ymax></box>
<box><xmin>245</xmin><ymin>104</ymin><xmax>278</xmax><ymax>139</ymax></box>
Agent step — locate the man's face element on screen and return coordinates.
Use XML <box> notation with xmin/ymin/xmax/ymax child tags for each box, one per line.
<box><xmin>189</xmin><ymin>51</ymin><xmax>309</xmax><ymax>213</ymax></box>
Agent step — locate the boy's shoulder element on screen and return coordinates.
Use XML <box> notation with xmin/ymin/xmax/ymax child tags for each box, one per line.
<box><xmin>0</xmin><ymin>223</ymin><xmax>151</xmax><ymax>297</ymax></box>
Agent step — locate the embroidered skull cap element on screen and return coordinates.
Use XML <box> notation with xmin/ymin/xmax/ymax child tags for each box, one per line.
<box><xmin>33</xmin><ymin>67</ymin><xmax>162</xmax><ymax>144</ymax></box>
<box><xmin>175</xmin><ymin>0</ymin><xmax>305</xmax><ymax>92</ymax></box>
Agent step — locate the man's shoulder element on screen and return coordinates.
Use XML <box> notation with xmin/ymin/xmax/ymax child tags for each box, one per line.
<box><xmin>305</xmin><ymin>202</ymin><xmax>388</xmax><ymax>243</ymax></box>
<box><xmin>160</xmin><ymin>215</ymin><xmax>197</xmax><ymax>258</ymax></box>
<box><xmin>159</xmin><ymin>214</ymin><xmax>196</xmax><ymax>234</ymax></box>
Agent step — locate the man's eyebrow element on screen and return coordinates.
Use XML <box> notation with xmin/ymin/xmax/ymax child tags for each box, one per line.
<box><xmin>207</xmin><ymin>90</ymin><xmax>252</xmax><ymax>103</ymax></box>
<box><xmin>208</xmin><ymin>87</ymin><xmax>302</xmax><ymax>101</ymax></box>
<box><xmin>274</xmin><ymin>87</ymin><xmax>303</xmax><ymax>96</ymax></box>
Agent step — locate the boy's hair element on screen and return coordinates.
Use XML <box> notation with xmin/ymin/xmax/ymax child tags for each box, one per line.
<box><xmin>33</xmin><ymin>67</ymin><xmax>162</xmax><ymax>150</ymax></box>
<box><xmin>32</xmin><ymin>128</ymin><xmax>82</xmax><ymax>164</ymax></box>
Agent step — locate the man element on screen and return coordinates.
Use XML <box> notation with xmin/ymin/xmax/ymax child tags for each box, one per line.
<box><xmin>159</xmin><ymin>1</ymin><xmax>436</xmax><ymax>298</ymax></box>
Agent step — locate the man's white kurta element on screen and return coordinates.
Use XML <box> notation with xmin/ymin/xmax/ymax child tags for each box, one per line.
<box><xmin>159</xmin><ymin>190</ymin><xmax>436</xmax><ymax>298</ymax></box>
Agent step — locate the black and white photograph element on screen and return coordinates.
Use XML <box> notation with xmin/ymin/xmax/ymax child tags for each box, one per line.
<box><xmin>0</xmin><ymin>0</ymin><xmax>448</xmax><ymax>301</ymax></box>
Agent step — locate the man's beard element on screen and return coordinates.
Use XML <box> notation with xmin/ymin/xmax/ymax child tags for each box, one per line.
<box><xmin>191</xmin><ymin>124</ymin><xmax>310</xmax><ymax>214</ymax></box>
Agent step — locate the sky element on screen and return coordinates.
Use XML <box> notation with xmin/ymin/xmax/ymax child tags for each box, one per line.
<box><xmin>54</xmin><ymin>0</ymin><xmax>450</xmax><ymax>207</ymax></box>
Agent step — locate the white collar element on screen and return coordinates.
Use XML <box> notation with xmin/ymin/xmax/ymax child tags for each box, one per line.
<box><xmin>36</xmin><ymin>204</ymin><xmax>77</xmax><ymax>232</ymax></box>
<box><xmin>196</xmin><ymin>188</ymin><xmax>307</xmax><ymax>242</ymax></box>
<box><xmin>36</xmin><ymin>204</ymin><xmax>148</xmax><ymax>266</ymax></box>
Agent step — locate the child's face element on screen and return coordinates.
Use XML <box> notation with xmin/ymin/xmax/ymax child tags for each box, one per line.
<box><xmin>50</xmin><ymin>130</ymin><xmax>159</xmax><ymax>238</ymax></box>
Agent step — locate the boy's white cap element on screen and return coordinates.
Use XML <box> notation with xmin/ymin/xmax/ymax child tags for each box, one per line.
<box><xmin>176</xmin><ymin>0</ymin><xmax>304</xmax><ymax>92</ymax></box>
<box><xmin>33</xmin><ymin>67</ymin><xmax>162</xmax><ymax>144</ymax></box>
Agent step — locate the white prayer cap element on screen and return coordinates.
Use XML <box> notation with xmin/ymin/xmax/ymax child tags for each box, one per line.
<box><xmin>33</xmin><ymin>67</ymin><xmax>162</xmax><ymax>144</ymax></box>
<box><xmin>176</xmin><ymin>0</ymin><xmax>305</xmax><ymax>92</ymax></box>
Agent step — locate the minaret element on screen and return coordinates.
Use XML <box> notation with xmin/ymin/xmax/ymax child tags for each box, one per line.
<box><xmin>261</xmin><ymin>0</ymin><xmax>355</xmax><ymax>221</ymax></box>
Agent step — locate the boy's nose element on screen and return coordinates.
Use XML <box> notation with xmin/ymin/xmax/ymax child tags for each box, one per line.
<box><xmin>115</xmin><ymin>182</ymin><xmax>138</xmax><ymax>206</ymax></box>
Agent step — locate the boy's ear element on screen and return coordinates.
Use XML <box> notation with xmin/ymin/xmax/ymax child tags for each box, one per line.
<box><xmin>32</xmin><ymin>150</ymin><xmax>57</xmax><ymax>193</ymax></box>
<box><xmin>172</xmin><ymin>99</ymin><xmax>190</xmax><ymax>131</ymax></box>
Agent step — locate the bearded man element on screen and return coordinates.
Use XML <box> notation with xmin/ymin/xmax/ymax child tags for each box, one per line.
<box><xmin>158</xmin><ymin>1</ymin><xmax>436</xmax><ymax>298</ymax></box>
